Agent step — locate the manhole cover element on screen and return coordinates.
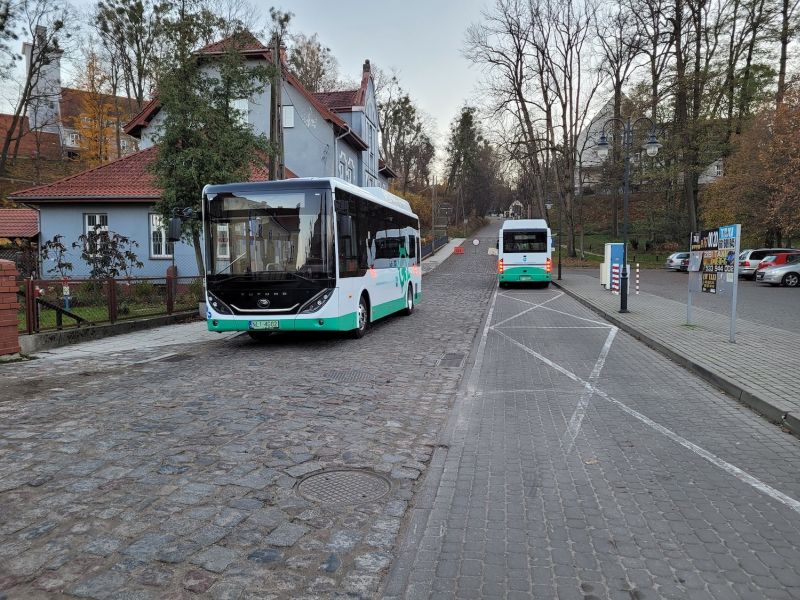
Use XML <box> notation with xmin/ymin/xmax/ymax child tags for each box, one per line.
<box><xmin>322</xmin><ymin>369</ymin><xmax>376</xmax><ymax>383</ymax></box>
<box><xmin>437</xmin><ymin>352</ymin><xmax>465</xmax><ymax>368</ymax></box>
<box><xmin>296</xmin><ymin>469</ymin><xmax>391</xmax><ymax>505</ymax></box>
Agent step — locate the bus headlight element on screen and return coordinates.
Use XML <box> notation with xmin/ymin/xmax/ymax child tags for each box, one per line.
<box><xmin>299</xmin><ymin>288</ymin><xmax>334</xmax><ymax>314</ymax></box>
<box><xmin>207</xmin><ymin>291</ymin><xmax>233</xmax><ymax>315</ymax></box>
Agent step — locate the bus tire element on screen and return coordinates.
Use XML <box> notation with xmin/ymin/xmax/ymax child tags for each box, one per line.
<box><xmin>403</xmin><ymin>285</ymin><xmax>414</xmax><ymax>316</ymax></box>
<box><xmin>351</xmin><ymin>294</ymin><xmax>369</xmax><ymax>338</ymax></box>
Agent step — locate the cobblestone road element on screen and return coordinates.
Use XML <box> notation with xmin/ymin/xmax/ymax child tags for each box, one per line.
<box><xmin>386</xmin><ymin>238</ymin><xmax>800</xmax><ymax>598</ymax></box>
<box><xmin>0</xmin><ymin>228</ymin><xmax>497</xmax><ymax>599</ymax></box>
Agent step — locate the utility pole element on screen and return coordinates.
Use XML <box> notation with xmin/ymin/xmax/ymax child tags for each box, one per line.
<box><xmin>269</xmin><ymin>32</ymin><xmax>284</xmax><ymax>180</ymax></box>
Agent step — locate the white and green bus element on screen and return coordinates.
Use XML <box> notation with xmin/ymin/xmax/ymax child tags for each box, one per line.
<box><xmin>201</xmin><ymin>178</ymin><xmax>421</xmax><ymax>339</ymax></box>
<box><xmin>497</xmin><ymin>219</ymin><xmax>552</xmax><ymax>287</ymax></box>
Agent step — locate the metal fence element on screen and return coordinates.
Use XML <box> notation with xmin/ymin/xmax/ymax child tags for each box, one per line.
<box><xmin>17</xmin><ymin>274</ymin><xmax>203</xmax><ymax>334</ymax></box>
<box><xmin>421</xmin><ymin>235</ymin><xmax>449</xmax><ymax>259</ymax></box>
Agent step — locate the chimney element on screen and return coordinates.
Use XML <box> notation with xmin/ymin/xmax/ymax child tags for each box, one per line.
<box><xmin>363</xmin><ymin>59</ymin><xmax>371</xmax><ymax>74</ymax></box>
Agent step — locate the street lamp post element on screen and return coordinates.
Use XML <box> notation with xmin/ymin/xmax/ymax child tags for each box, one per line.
<box><xmin>544</xmin><ymin>201</ymin><xmax>562</xmax><ymax>280</ymax></box>
<box><xmin>595</xmin><ymin>117</ymin><xmax>661</xmax><ymax>313</ymax></box>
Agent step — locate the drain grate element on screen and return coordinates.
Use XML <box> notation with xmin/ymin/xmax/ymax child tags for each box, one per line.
<box><xmin>437</xmin><ymin>352</ymin><xmax>466</xmax><ymax>368</ymax></box>
<box><xmin>297</xmin><ymin>469</ymin><xmax>391</xmax><ymax>505</ymax></box>
<box><xmin>322</xmin><ymin>369</ymin><xmax>376</xmax><ymax>383</ymax></box>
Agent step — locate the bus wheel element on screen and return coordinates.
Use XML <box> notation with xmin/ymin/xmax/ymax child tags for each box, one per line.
<box><xmin>352</xmin><ymin>295</ymin><xmax>369</xmax><ymax>338</ymax></box>
<box><xmin>403</xmin><ymin>285</ymin><xmax>414</xmax><ymax>316</ymax></box>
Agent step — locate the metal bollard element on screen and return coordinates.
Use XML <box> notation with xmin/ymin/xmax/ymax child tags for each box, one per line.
<box><xmin>636</xmin><ymin>263</ymin><xmax>640</xmax><ymax>295</ymax></box>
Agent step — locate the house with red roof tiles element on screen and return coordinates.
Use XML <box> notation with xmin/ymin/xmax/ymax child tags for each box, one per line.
<box><xmin>11</xmin><ymin>31</ymin><xmax>396</xmax><ymax>278</ymax></box>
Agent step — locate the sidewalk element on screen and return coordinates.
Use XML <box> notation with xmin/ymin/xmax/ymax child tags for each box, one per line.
<box><xmin>422</xmin><ymin>238</ymin><xmax>465</xmax><ymax>274</ymax></box>
<box><xmin>555</xmin><ymin>270</ymin><xmax>800</xmax><ymax>436</ymax></box>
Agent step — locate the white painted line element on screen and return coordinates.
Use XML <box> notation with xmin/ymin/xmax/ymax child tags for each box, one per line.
<box><xmin>562</xmin><ymin>327</ymin><xmax>618</xmax><ymax>454</ymax></box>
<box><xmin>492</xmin><ymin>328</ymin><xmax>800</xmax><ymax>516</ymax></box>
<box><xmin>496</xmin><ymin>325</ymin><xmax>610</xmax><ymax>330</ymax></box>
<box><xmin>467</xmin><ymin>288</ymin><xmax>500</xmax><ymax>396</ymax></box>
<box><xmin>493</xmin><ymin>292</ymin><xmax>564</xmax><ymax>328</ymax></box>
<box><xmin>479</xmin><ymin>389</ymin><xmax>557</xmax><ymax>395</ymax></box>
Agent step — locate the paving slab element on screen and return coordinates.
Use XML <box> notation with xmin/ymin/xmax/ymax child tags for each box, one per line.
<box><xmin>554</xmin><ymin>270</ymin><xmax>800</xmax><ymax>435</ymax></box>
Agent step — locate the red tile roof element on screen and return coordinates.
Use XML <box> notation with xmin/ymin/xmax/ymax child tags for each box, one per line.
<box><xmin>313</xmin><ymin>90</ymin><xmax>359</xmax><ymax>111</ymax></box>
<box><xmin>11</xmin><ymin>147</ymin><xmax>161</xmax><ymax>200</ymax></box>
<box><xmin>0</xmin><ymin>208</ymin><xmax>39</xmax><ymax>237</ymax></box>
<box><xmin>59</xmin><ymin>88</ymin><xmax>141</xmax><ymax>123</ymax></box>
<box><xmin>196</xmin><ymin>31</ymin><xmax>268</xmax><ymax>54</ymax></box>
<box><xmin>0</xmin><ymin>114</ymin><xmax>62</xmax><ymax>160</ymax></box>
<box><xmin>9</xmin><ymin>146</ymin><xmax>297</xmax><ymax>202</ymax></box>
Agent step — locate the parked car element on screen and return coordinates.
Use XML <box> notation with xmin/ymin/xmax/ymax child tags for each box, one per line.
<box><xmin>738</xmin><ymin>248</ymin><xmax>799</xmax><ymax>279</ymax></box>
<box><xmin>755</xmin><ymin>252</ymin><xmax>800</xmax><ymax>273</ymax></box>
<box><xmin>665</xmin><ymin>252</ymin><xmax>690</xmax><ymax>270</ymax></box>
<box><xmin>679</xmin><ymin>257</ymin><xmax>689</xmax><ymax>272</ymax></box>
<box><xmin>756</xmin><ymin>255</ymin><xmax>800</xmax><ymax>287</ymax></box>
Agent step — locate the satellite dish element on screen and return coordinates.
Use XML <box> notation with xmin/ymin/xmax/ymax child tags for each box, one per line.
<box><xmin>472</xmin><ymin>239</ymin><xmax>480</xmax><ymax>246</ymax></box>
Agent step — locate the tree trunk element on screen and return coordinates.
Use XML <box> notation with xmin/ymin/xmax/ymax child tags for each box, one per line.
<box><xmin>777</xmin><ymin>0</ymin><xmax>790</xmax><ymax>107</ymax></box>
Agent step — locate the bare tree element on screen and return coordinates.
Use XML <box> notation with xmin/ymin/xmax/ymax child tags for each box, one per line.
<box><xmin>0</xmin><ymin>0</ymin><xmax>74</xmax><ymax>178</ymax></box>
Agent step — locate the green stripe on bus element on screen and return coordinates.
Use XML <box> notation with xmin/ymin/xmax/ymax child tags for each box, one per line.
<box><xmin>207</xmin><ymin>312</ymin><xmax>358</xmax><ymax>333</ymax></box>
<box><xmin>498</xmin><ymin>266</ymin><xmax>551</xmax><ymax>282</ymax></box>
<box><xmin>371</xmin><ymin>295</ymin><xmax>408</xmax><ymax>321</ymax></box>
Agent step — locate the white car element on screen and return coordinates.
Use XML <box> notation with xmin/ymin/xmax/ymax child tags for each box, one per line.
<box><xmin>756</xmin><ymin>255</ymin><xmax>800</xmax><ymax>287</ymax></box>
<box><xmin>665</xmin><ymin>252</ymin><xmax>689</xmax><ymax>270</ymax></box>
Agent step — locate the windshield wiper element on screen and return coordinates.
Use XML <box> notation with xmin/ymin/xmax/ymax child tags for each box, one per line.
<box><xmin>286</xmin><ymin>271</ymin><xmax>316</xmax><ymax>283</ymax></box>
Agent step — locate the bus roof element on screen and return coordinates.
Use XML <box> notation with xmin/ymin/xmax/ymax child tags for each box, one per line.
<box><xmin>501</xmin><ymin>218</ymin><xmax>549</xmax><ymax>231</ymax></box>
<box><xmin>203</xmin><ymin>177</ymin><xmax>418</xmax><ymax>219</ymax></box>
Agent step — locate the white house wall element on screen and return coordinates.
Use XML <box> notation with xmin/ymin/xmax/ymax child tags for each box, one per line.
<box><xmin>282</xmin><ymin>82</ymin><xmax>335</xmax><ymax>177</ymax></box>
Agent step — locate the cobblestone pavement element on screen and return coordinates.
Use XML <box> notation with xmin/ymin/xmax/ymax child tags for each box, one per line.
<box><xmin>0</xmin><ymin>226</ymin><xmax>498</xmax><ymax>599</ymax></box>
<box><xmin>385</xmin><ymin>270</ymin><xmax>800</xmax><ymax>598</ymax></box>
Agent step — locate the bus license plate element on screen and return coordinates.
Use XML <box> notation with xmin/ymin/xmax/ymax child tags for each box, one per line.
<box><xmin>249</xmin><ymin>320</ymin><xmax>279</xmax><ymax>330</ymax></box>
<box><xmin>519</xmin><ymin>275</ymin><xmax>532</xmax><ymax>281</ymax></box>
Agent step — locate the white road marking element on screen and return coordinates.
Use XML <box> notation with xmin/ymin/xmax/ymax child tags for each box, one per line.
<box><xmin>492</xmin><ymin>292</ymin><xmax>564</xmax><ymax>328</ymax></box>
<box><xmin>492</xmin><ymin>326</ymin><xmax>800</xmax><ymax>516</ymax></box>
<box><xmin>496</xmin><ymin>325</ymin><xmax>610</xmax><ymax>329</ymax></box>
<box><xmin>561</xmin><ymin>327</ymin><xmax>618</xmax><ymax>453</ymax></box>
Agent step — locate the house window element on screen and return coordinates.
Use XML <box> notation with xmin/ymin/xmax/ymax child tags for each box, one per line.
<box><xmin>84</xmin><ymin>213</ymin><xmax>108</xmax><ymax>255</ymax></box>
<box><xmin>283</xmin><ymin>105</ymin><xmax>295</xmax><ymax>128</ymax></box>
<box><xmin>231</xmin><ymin>98</ymin><xmax>249</xmax><ymax>126</ymax></box>
<box><xmin>216</xmin><ymin>223</ymin><xmax>230</xmax><ymax>259</ymax></box>
<box><xmin>67</xmin><ymin>132</ymin><xmax>80</xmax><ymax>147</ymax></box>
<box><xmin>85</xmin><ymin>213</ymin><xmax>108</xmax><ymax>234</ymax></box>
<box><xmin>714</xmin><ymin>162</ymin><xmax>723</xmax><ymax>177</ymax></box>
<box><xmin>338</xmin><ymin>160</ymin><xmax>346</xmax><ymax>179</ymax></box>
<box><xmin>149</xmin><ymin>214</ymin><xmax>173</xmax><ymax>258</ymax></box>
<box><xmin>346</xmin><ymin>166</ymin><xmax>354</xmax><ymax>183</ymax></box>
<box><xmin>120</xmin><ymin>138</ymin><xmax>129</xmax><ymax>151</ymax></box>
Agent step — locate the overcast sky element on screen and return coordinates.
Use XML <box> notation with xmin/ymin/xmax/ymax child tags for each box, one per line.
<box><xmin>285</xmin><ymin>0</ymin><xmax>489</xmax><ymax>146</ymax></box>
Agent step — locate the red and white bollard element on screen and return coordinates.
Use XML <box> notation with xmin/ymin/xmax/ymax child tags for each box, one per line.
<box><xmin>635</xmin><ymin>263</ymin><xmax>640</xmax><ymax>295</ymax></box>
<box><xmin>611</xmin><ymin>263</ymin><xmax>620</xmax><ymax>295</ymax></box>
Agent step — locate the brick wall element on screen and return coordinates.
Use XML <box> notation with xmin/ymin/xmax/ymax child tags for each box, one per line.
<box><xmin>0</xmin><ymin>260</ymin><xmax>20</xmax><ymax>356</ymax></box>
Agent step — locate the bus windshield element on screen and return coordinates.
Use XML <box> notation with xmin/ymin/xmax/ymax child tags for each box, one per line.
<box><xmin>503</xmin><ymin>230</ymin><xmax>547</xmax><ymax>253</ymax></box>
<box><xmin>207</xmin><ymin>189</ymin><xmax>332</xmax><ymax>279</ymax></box>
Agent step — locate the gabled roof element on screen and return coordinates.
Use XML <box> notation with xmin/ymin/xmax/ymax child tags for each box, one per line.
<box><xmin>59</xmin><ymin>88</ymin><xmax>141</xmax><ymax>124</ymax></box>
<box><xmin>0</xmin><ymin>114</ymin><xmax>62</xmax><ymax>160</ymax></box>
<box><xmin>10</xmin><ymin>147</ymin><xmax>161</xmax><ymax>201</ymax></box>
<box><xmin>0</xmin><ymin>208</ymin><xmax>39</xmax><ymax>237</ymax></box>
<box><xmin>313</xmin><ymin>90</ymin><xmax>359</xmax><ymax>112</ymax></box>
<box><xmin>196</xmin><ymin>31</ymin><xmax>269</xmax><ymax>55</ymax></box>
<box><xmin>9</xmin><ymin>146</ymin><xmax>297</xmax><ymax>203</ymax></box>
<box><xmin>123</xmin><ymin>32</ymin><xmax>369</xmax><ymax>152</ymax></box>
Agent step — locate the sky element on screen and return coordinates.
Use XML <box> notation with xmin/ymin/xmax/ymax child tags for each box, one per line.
<box><xmin>284</xmin><ymin>0</ymin><xmax>489</xmax><ymax>145</ymax></box>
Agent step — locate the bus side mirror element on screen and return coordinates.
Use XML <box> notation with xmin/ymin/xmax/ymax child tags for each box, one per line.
<box><xmin>168</xmin><ymin>217</ymin><xmax>182</xmax><ymax>242</ymax></box>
